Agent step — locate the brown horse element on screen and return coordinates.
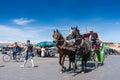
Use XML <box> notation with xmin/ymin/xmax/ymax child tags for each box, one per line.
<box><xmin>52</xmin><ymin>29</ymin><xmax>77</xmax><ymax>73</ymax></box>
<box><xmin>66</xmin><ymin>27</ymin><xmax>91</xmax><ymax>73</ymax></box>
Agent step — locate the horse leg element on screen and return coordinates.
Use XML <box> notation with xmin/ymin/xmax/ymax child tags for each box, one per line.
<box><xmin>68</xmin><ymin>55</ymin><xmax>72</xmax><ymax>71</ymax></box>
<box><xmin>83</xmin><ymin>52</ymin><xmax>91</xmax><ymax>73</ymax></box>
<box><xmin>72</xmin><ymin>57</ymin><xmax>76</xmax><ymax>73</ymax></box>
<box><xmin>61</xmin><ymin>55</ymin><xmax>66</xmax><ymax>71</ymax></box>
<box><xmin>84</xmin><ymin>57</ymin><xmax>88</xmax><ymax>73</ymax></box>
<box><xmin>59</xmin><ymin>55</ymin><xmax>64</xmax><ymax>73</ymax></box>
<box><xmin>72</xmin><ymin>54</ymin><xmax>77</xmax><ymax>70</ymax></box>
<box><xmin>81</xmin><ymin>58</ymin><xmax>85</xmax><ymax>73</ymax></box>
<box><xmin>71</xmin><ymin>57</ymin><xmax>77</xmax><ymax>76</ymax></box>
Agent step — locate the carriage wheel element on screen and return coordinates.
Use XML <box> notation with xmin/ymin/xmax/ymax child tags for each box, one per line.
<box><xmin>3</xmin><ymin>54</ymin><xmax>11</xmax><ymax>62</ymax></box>
<box><xmin>101</xmin><ymin>55</ymin><xmax>106</xmax><ymax>65</ymax></box>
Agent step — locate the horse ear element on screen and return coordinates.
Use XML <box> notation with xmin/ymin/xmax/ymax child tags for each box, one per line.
<box><xmin>56</xmin><ymin>29</ymin><xmax>58</xmax><ymax>32</ymax></box>
<box><xmin>76</xmin><ymin>26</ymin><xmax>78</xmax><ymax>29</ymax></box>
<box><xmin>71</xmin><ymin>27</ymin><xmax>73</xmax><ymax>29</ymax></box>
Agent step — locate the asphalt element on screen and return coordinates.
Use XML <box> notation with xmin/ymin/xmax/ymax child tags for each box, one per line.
<box><xmin>0</xmin><ymin>53</ymin><xmax>120</xmax><ymax>80</ymax></box>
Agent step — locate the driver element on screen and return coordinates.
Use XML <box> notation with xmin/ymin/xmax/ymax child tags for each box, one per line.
<box><xmin>88</xmin><ymin>29</ymin><xmax>97</xmax><ymax>50</ymax></box>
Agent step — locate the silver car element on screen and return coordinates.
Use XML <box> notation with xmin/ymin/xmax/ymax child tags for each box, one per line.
<box><xmin>48</xmin><ymin>47</ymin><xmax>58</xmax><ymax>57</ymax></box>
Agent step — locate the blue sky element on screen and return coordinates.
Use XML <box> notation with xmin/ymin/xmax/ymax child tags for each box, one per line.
<box><xmin>0</xmin><ymin>0</ymin><xmax>120</xmax><ymax>43</ymax></box>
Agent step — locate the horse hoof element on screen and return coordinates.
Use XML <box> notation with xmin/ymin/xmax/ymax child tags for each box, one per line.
<box><xmin>68</xmin><ymin>68</ymin><xmax>71</xmax><ymax>71</ymax></box>
<box><xmin>71</xmin><ymin>73</ymin><xmax>76</xmax><ymax>76</ymax></box>
<box><xmin>81</xmin><ymin>71</ymin><xmax>84</xmax><ymax>74</ymax></box>
<box><xmin>60</xmin><ymin>71</ymin><xmax>63</xmax><ymax>74</ymax></box>
<box><xmin>64</xmin><ymin>67</ymin><xmax>66</xmax><ymax>71</ymax></box>
<box><xmin>94</xmin><ymin>67</ymin><xmax>97</xmax><ymax>69</ymax></box>
<box><xmin>94</xmin><ymin>68</ymin><xmax>97</xmax><ymax>71</ymax></box>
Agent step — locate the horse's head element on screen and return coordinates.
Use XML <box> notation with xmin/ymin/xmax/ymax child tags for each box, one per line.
<box><xmin>66</xmin><ymin>26</ymin><xmax>81</xmax><ymax>40</ymax></box>
<box><xmin>52</xmin><ymin>29</ymin><xmax>64</xmax><ymax>43</ymax></box>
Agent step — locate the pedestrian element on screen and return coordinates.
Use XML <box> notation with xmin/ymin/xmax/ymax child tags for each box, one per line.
<box><xmin>12</xmin><ymin>42</ymin><xmax>20</xmax><ymax>60</ymax></box>
<box><xmin>41</xmin><ymin>47</ymin><xmax>45</xmax><ymax>57</ymax></box>
<box><xmin>37</xmin><ymin>46</ymin><xmax>41</xmax><ymax>57</ymax></box>
<box><xmin>20</xmin><ymin>40</ymin><xmax>34</xmax><ymax>67</ymax></box>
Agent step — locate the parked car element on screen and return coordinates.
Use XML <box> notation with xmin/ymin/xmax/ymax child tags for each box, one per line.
<box><xmin>44</xmin><ymin>47</ymin><xmax>57</xmax><ymax>57</ymax></box>
<box><xmin>49</xmin><ymin>47</ymin><xmax>57</xmax><ymax>52</ymax></box>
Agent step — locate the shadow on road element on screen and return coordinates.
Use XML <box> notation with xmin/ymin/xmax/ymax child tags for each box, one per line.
<box><xmin>38</xmin><ymin>56</ymin><xmax>58</xmax><ymax>58</ymax></box>
<box><xmin>26</xmin><ymin>65</ymin><xmax>39</xmax><ymax>68</ymax></box>
<box><xmin>65</xmin><ymin>62</ymin><xmax>99</xmax><ymax>76</ymax></box>
<box><xmin>0</xmin><ymin>65</ymin><xmax>5</xmax><ymax>67</ymax></box>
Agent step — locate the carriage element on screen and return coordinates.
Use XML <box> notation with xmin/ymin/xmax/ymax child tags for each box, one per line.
<box><xmin>82</xmin><ymin>32</ymin><xmax>106</xmax><ymax>64</ymax></box>
<box><xmin>52</xmin><ymin>27</ymin><xmax>106</xmax><ymax>74</ymax></box>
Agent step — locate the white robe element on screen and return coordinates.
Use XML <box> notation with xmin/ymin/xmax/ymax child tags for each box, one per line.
<box><xmin>41</xmin><ymin>48</ymin><xmax>45</xmax><ymax>57</ymax></box>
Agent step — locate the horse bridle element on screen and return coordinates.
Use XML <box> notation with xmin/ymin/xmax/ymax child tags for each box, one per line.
<box><xmin>71</xmin><ymin>30</ymin><xmax>81</xmax><ymax>41</ymax></box>
<box><xmin>71</xmin><ymin>30</ymin><xmax>84</xmax><ymax>48</ymax></box>
<box><xmin>53</xmin><ymin>33</ymin><xmax>66</xmax><ymax>45</ymax></box>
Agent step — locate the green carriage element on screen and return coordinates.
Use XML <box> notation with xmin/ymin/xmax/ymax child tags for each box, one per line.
<box><xmin>80</xmin><ymin>32</ymin><xmax>106</xmax><ymax>68</ymax></box>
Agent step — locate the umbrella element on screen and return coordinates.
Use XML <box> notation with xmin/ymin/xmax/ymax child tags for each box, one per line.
<box><xmin>36</xmin><ymin>41</ymin><xmax>56</xmax><ymax>47</ymax></box>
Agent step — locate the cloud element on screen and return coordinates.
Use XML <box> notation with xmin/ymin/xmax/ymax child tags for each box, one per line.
<box><xmin>0</xmin><ymin>25</ymin><xmax>53</xmax><ymax>42</ymax></box>
<box><xmin>0</xmin><ymin>24</ymin><xmax>76</xmax><ymax>43</ymax></box>
<box><xmin>12</xmin><ymin>18</ymin><xmax>35</xmax><ymax>25</ymax></box>
<box><xmin>1</xmin><ymin>21</ymin><xmax>120</xmax><ymax>43</ymax></box>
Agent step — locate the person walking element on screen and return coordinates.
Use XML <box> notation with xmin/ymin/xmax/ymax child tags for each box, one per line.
<box><xmin>20</xmin><ymin>40</ymin><xmax>34</xmax><ymax>67</ymax></box>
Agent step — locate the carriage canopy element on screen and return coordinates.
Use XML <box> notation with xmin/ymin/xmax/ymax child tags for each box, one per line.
<box><xmin>82</xmin><ymin>32</ymin><xmax>99</xmax><ymax>39</ymax></box>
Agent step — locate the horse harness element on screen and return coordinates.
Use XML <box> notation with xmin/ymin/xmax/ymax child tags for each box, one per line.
<box><xmin>73</xmin><ymin>37</ymin><xmax>91</xmax><ymax>56</ymax></box>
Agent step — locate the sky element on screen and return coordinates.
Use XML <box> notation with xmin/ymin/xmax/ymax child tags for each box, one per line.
<box><xmin>0</xmin><ymin>0</ymin><xmax>120</xmax><ymax>43</ymax></box>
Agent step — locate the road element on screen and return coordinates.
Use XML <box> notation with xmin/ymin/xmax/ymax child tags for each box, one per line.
<box><xmin>0</xmin><ymin>53</ymin><xmax>120</xmax><ymax>80</ymax></box>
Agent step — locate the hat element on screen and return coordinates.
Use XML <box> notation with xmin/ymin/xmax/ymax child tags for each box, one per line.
<box><xmin>89</xmin><ymin>29</ymin><xmax>93</xmax><ymax>32</ymax></box>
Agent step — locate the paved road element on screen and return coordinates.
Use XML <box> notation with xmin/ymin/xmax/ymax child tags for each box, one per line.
<box><xmin>0</xmin><ymin>53</ymin><xmax>120</xmax><ymax>80</ymax></box>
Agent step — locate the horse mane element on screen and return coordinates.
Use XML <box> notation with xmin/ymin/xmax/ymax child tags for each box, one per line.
<box><xmin>73</xmin><ymin>27</ymin><xmax>81</xmax><ymax>38</ymax></box>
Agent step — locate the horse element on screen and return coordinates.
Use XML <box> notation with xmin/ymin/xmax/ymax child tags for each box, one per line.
<box><xmin>52</xmin><ymin>29</ymin><xmax>77</xmax><ymax>73</ymax></box>
<box><xmin>66</xmin><ymin>27</ymin><xmax>92</xmax><ymax>73</ymax></box>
